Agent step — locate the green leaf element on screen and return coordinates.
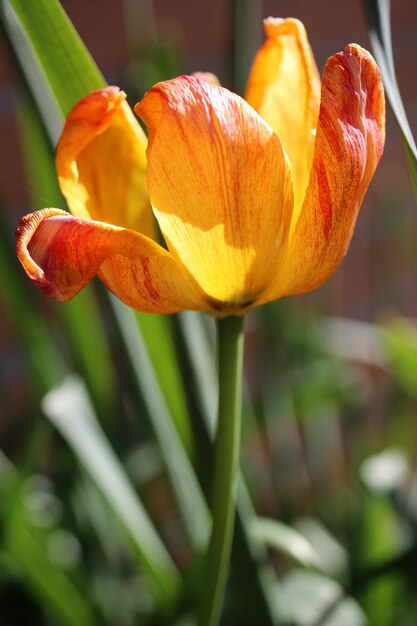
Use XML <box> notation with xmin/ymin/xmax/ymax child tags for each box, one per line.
<box><xmin>41</xmin><ymin>375</ymin><xmax>181</xmax><ymax>607</ymax></box>
<box><xmin>360</xmin><ymin>447</ymin><xmax>408</xmax><ymax>495</ymax></box>
<box><xmin>250</xmin><ymin>517</ymin><xmax>321</xmax><ymax>570</ymax></box>
<box><xmin>9</xmin><ymin>0</ymin><xmax>104</xmax><ymax>115</ymax></box>
<box><xmin>230</xmin><ymin>0</ymin><xmax>263</xmax><ymax>95</ymax></box>
<box><xmin>380</xmin><ymin>317</ymin><xmax>417</xmax><ymax>398</ymax></box>
<box><xmin>15</xmin><ymin>94</ymin><xmax>62</xmax><ymax>209</ymax></box>
<box><xmin>111</xmin><ymin>298</ymin><xmax>210</xmax><ymax>551</ymax></box>
<box><xmin>60</xmin><ymin>292</ymin><xmax>117</xmax><ymax>420</ymax></box>
<box><xmin>362</xmin><ymin>0</ymin><xmax>417</xmax><ymax>198</ymax></box>
<box><xmin>233</xmin><ymin>484</ymin><xmax>288</xmax><ymax>625</ymax></box>
<box><xmin>136</xmin><ymin>312</ymin><xmax>194</xmax><ymax>456</ymax></box>
<box><xmin>5</xmin><ymin>521</ymin><xmax>98</xmax><ymax>626</ymax></box>
<box><xmin>0</xmin><ymin>208</ymin><xmax>65</xmax><ymax>395</ymax></box>
<box><xmin>1</xmin><ymin>466</ymin><xmax>98</xmax><ymax>626</ymax></box>
<box><xmin>281</xmin><ymin>570</ymin><xmax>367</xmax><ymax>626</ymax></box>
<box><xmin>177</xmin><ymin>311</ymin><xmax>218</xmax><ymax>434</ymax></box>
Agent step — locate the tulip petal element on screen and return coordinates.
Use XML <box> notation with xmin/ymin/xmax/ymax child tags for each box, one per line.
<box><xmin>136</xmin><ymin>76</ymin><xmax>293</xmax><ymax>312</ymax></box>
<box><xmin>262</xmin><ymin>44</ymin><xmax>385</xmax><ymax>303</ymax></box>
<box><xmin>56</xmin><ymin>87</ymin><xmax>155</xmax><ymax>238</ymax></box>
<box><xmin>245</xmin><ymin>18</ymin><xmax>321</xmax><ymax>230</ymax></box>
<box><xmin>16</xmin><ymin>209</ymin><xmax>206</xmax><ymax>314</ymax></box>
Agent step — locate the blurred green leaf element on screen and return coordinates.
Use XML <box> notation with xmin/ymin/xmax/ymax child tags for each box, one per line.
<box><xmin>1</xmin><ymin>470</ymin><xmax>98</xmax><ymax>626</ymax></box>
<box><xmin>177</xmin><ymin>311</ymin><xmax>217</xmax><ymax>435</ymax></box>
<box><xmin>136</xmin><ymin>312</ymin><xmax>194</xmax><ymax>457</ymax></box>
<box><xmin>229</xmin><ymin>0</ymin><xmax>263</xmax><ymax>94</ymax></box>
<box><xmin>380</xmin><ymin>317</ymin><xmax>417</xmax><ymax>398</ymax></box>
<box><xmin>362</xmin><ymin>0</ymin><xmax>417</xmax><ymax>198</ymax></box>
<box><xmin>61</xmin><ymin>292</ymin><xmax>117</xmax><ymax>420</ymax></box>
<box><xmin>357</xmin><ymin>490</ymin><xmax>412</xmax><ymax>572</ymax></box>
<box><xmin>73</xmin><ymin>479</ymin><xmax>157</xmax><ymax>624</ymax></box>
<box><xmin>5</xmin><ymin>523</ymin><xmax>97</xmax><ymax>626</ymax></box>
<box><xmin>112</xmin><ymin>299</ymin><xmax>210</xmax><ymax>551</ymax></box>
<box><xmin>250</xmin><ymin>516</ymin><xmax>321</xmax><ymax>570</ymax></box>
<box><xmin>0</xmin><ymin>210</ymin><xmax>65</xmax><ymax>395</ymax></box>
<box><xmin>41</xmin><ymin>375</ymin><xmax>181</xmax><ymax>607</ymax></box>
<box><xmin>9</xmin><ymin>0</ymin><xmax>104</xmax><ymax>115</ymax></box>
<box><xmin>16</xmin><ymin>95</ymin><xmax>62</xmax><ymax>209</ymax></box>
<box><xmin>293</xmin><ymin>518</ymin><xmax>347</xmax><ymax>579</ymax></box>
<box><xmin>360</xmin><ymin>574</ymin><xmax>405</xmax><ymax>626</ymax></box>
<box><xmin>281</xmin><ymin>570</ymin><xmax>367</xmax><ymax>626</ymax></box>
<box><xmin>232</xmin><ymin>483</ymin><xmax>284</xmax><ymax>625</ymax></box>
<box><xmin>360</xmin><ymin>447</ymin><xmax>408</xmax><ymax>495</ymax></box>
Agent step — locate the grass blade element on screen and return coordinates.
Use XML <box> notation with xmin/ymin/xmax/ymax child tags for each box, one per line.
<box><xmin>0</xmin><ymin>210</ymin><xmax>65</xmax><ymax>395</ymax></box>
<box><xmin>41</xmin><ymin>375</ymin><xmax>181</xmax><ymax>607</ymax></box>
<box><xmin>0</xmin><ymin>461</ymin><xmax>98</xmax><ymax>626</ymax></box>
<box><xmin>250</xmin><ymin>517</ymin><xmax>321</xmax><ymax>570</ymax></box>
<box><xmin>136</xmin><ymin>312</ymin><xmax>194</xmax><ymax>456</ymax></box>
<box><xmin>111</xmin><ymin>298</ymin><xmax>210</xmax><ymax>551</ymax></box>
<box><xmin>9</xmin><ymin>0</ymin><xmax>104</xmax><ymax>115</ymax></box>
<box><xmin>362</xmin><ymin>0</ymin><xmax>417</xmax><ymax>197</ymax></box>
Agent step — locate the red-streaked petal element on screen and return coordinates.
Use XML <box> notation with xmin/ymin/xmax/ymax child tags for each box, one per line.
<box><xmin>262</xmin><ymin>44</ymin><xmax>385</xmax><ymax>303</ymax></box>
<box><xmin>16</xmin><ymin>209</ymin><xmax>206</xmax><ymax>314</ymax></box>
<box><xmin>135</xmin><ymin>76</ymin><xmax>293</xmax><ymax>312</ymax></box>
<box><xmin>245</xmin><ymin>18</ymin><xmax>321</xmax><ymax>228</ymax></box>
<box><xmin>56</xmin><ymin>87</ymin><xmax>155</xmax><ymax>237</ymax></box>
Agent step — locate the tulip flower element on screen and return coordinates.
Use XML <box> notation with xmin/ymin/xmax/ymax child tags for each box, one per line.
<box><xmin>16</xmin><ymin>18</ymin><xmax>385</xmax><ymax>318</ymax></box>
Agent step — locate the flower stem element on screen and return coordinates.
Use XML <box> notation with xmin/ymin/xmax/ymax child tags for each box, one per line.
<box><xmin>197</xmin><ymin>314</ymin><xmax>245</xmax><ymax>626</ymax></box>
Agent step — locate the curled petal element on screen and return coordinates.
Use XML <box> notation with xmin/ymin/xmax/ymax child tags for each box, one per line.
<box><xmin>16</xmin><ymin>209</ymin><xmax>206</xmax><ymax>314</ymax></box>
<box><xmin>56</xmin><ymin>87</ymin><xmax>155</xmax><ymax>237</ymax></box>
<box><xmin>262</xmin><ymin>44</ymin><xmax>385</xmax><ymax>303</ymax></box>
<box><xmin>136</xmin><ymin>76</ymin><xmax>293</xmax><ymax>311</ymax></box>
<box><xmin>245</xmin><ymin>18</ymin><xmax>321</xmax><ymax>228</ymax></box>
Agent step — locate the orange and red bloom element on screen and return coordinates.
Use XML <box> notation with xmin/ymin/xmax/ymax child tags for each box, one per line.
<box><xmin>16</xmin><ymin>18</ymin><xmax>385</xmax><ymax>316</ymax></box>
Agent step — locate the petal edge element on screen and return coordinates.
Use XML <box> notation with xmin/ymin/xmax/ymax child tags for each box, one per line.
<box><xmin>56</xmin><ymin>87</ymin><xmax>154</xmax><ymax>237</ymax></box>
<box><xmin>262</xmin><ymin>44</ymin><xmax>385</xmax><ymax>303</ymax></box>
<box><xmin>245</xmin><ymin>17</ymin><xmax>321</xmax><ymax>226</ymax></box>
<box><xmin>16</xmin><ymin>209</ymin><xmax>207</xmax><ymax>314</ymax></box>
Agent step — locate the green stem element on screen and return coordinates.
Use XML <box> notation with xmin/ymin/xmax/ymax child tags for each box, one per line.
<box><xmin>197</xmin><ymin>315</ymin><xmax>245</xmax><ymax>626</ymax></box>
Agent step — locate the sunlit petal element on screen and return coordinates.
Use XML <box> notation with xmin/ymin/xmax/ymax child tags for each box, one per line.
<box><xmin>245</xmin><ymin>18</ymin><xmax>320</xmax><ymax>230</ymax></box>
<box><xmin>136</xmin><ymin>76</ymin><xmax>293</xmax><ymax>312</ymax></box>
<box><xmin>262</xmin><ymin>44</ymin><xmax>385</xmax><ymax>303</ymax></box>
<box><xmin>16</xmin><ymin>209</ymin><xmax>206</xmax><ymax>313</ymax></box>
<box><xmin>56</xmin><ymin>87</ymin><xmax>155</xmax><ymax>237</ymax></box>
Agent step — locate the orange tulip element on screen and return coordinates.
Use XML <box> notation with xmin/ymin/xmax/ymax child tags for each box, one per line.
<box><xmin>16</xmin><ymin>18</ymin><xmax>385</xmax><ymax>316</ymax></box>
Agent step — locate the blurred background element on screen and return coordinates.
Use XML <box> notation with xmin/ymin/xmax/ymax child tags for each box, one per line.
<box><xmin>1</xmin><ymin>1</ymin><xmax>417</xmax><ymax>625</ymax></box>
